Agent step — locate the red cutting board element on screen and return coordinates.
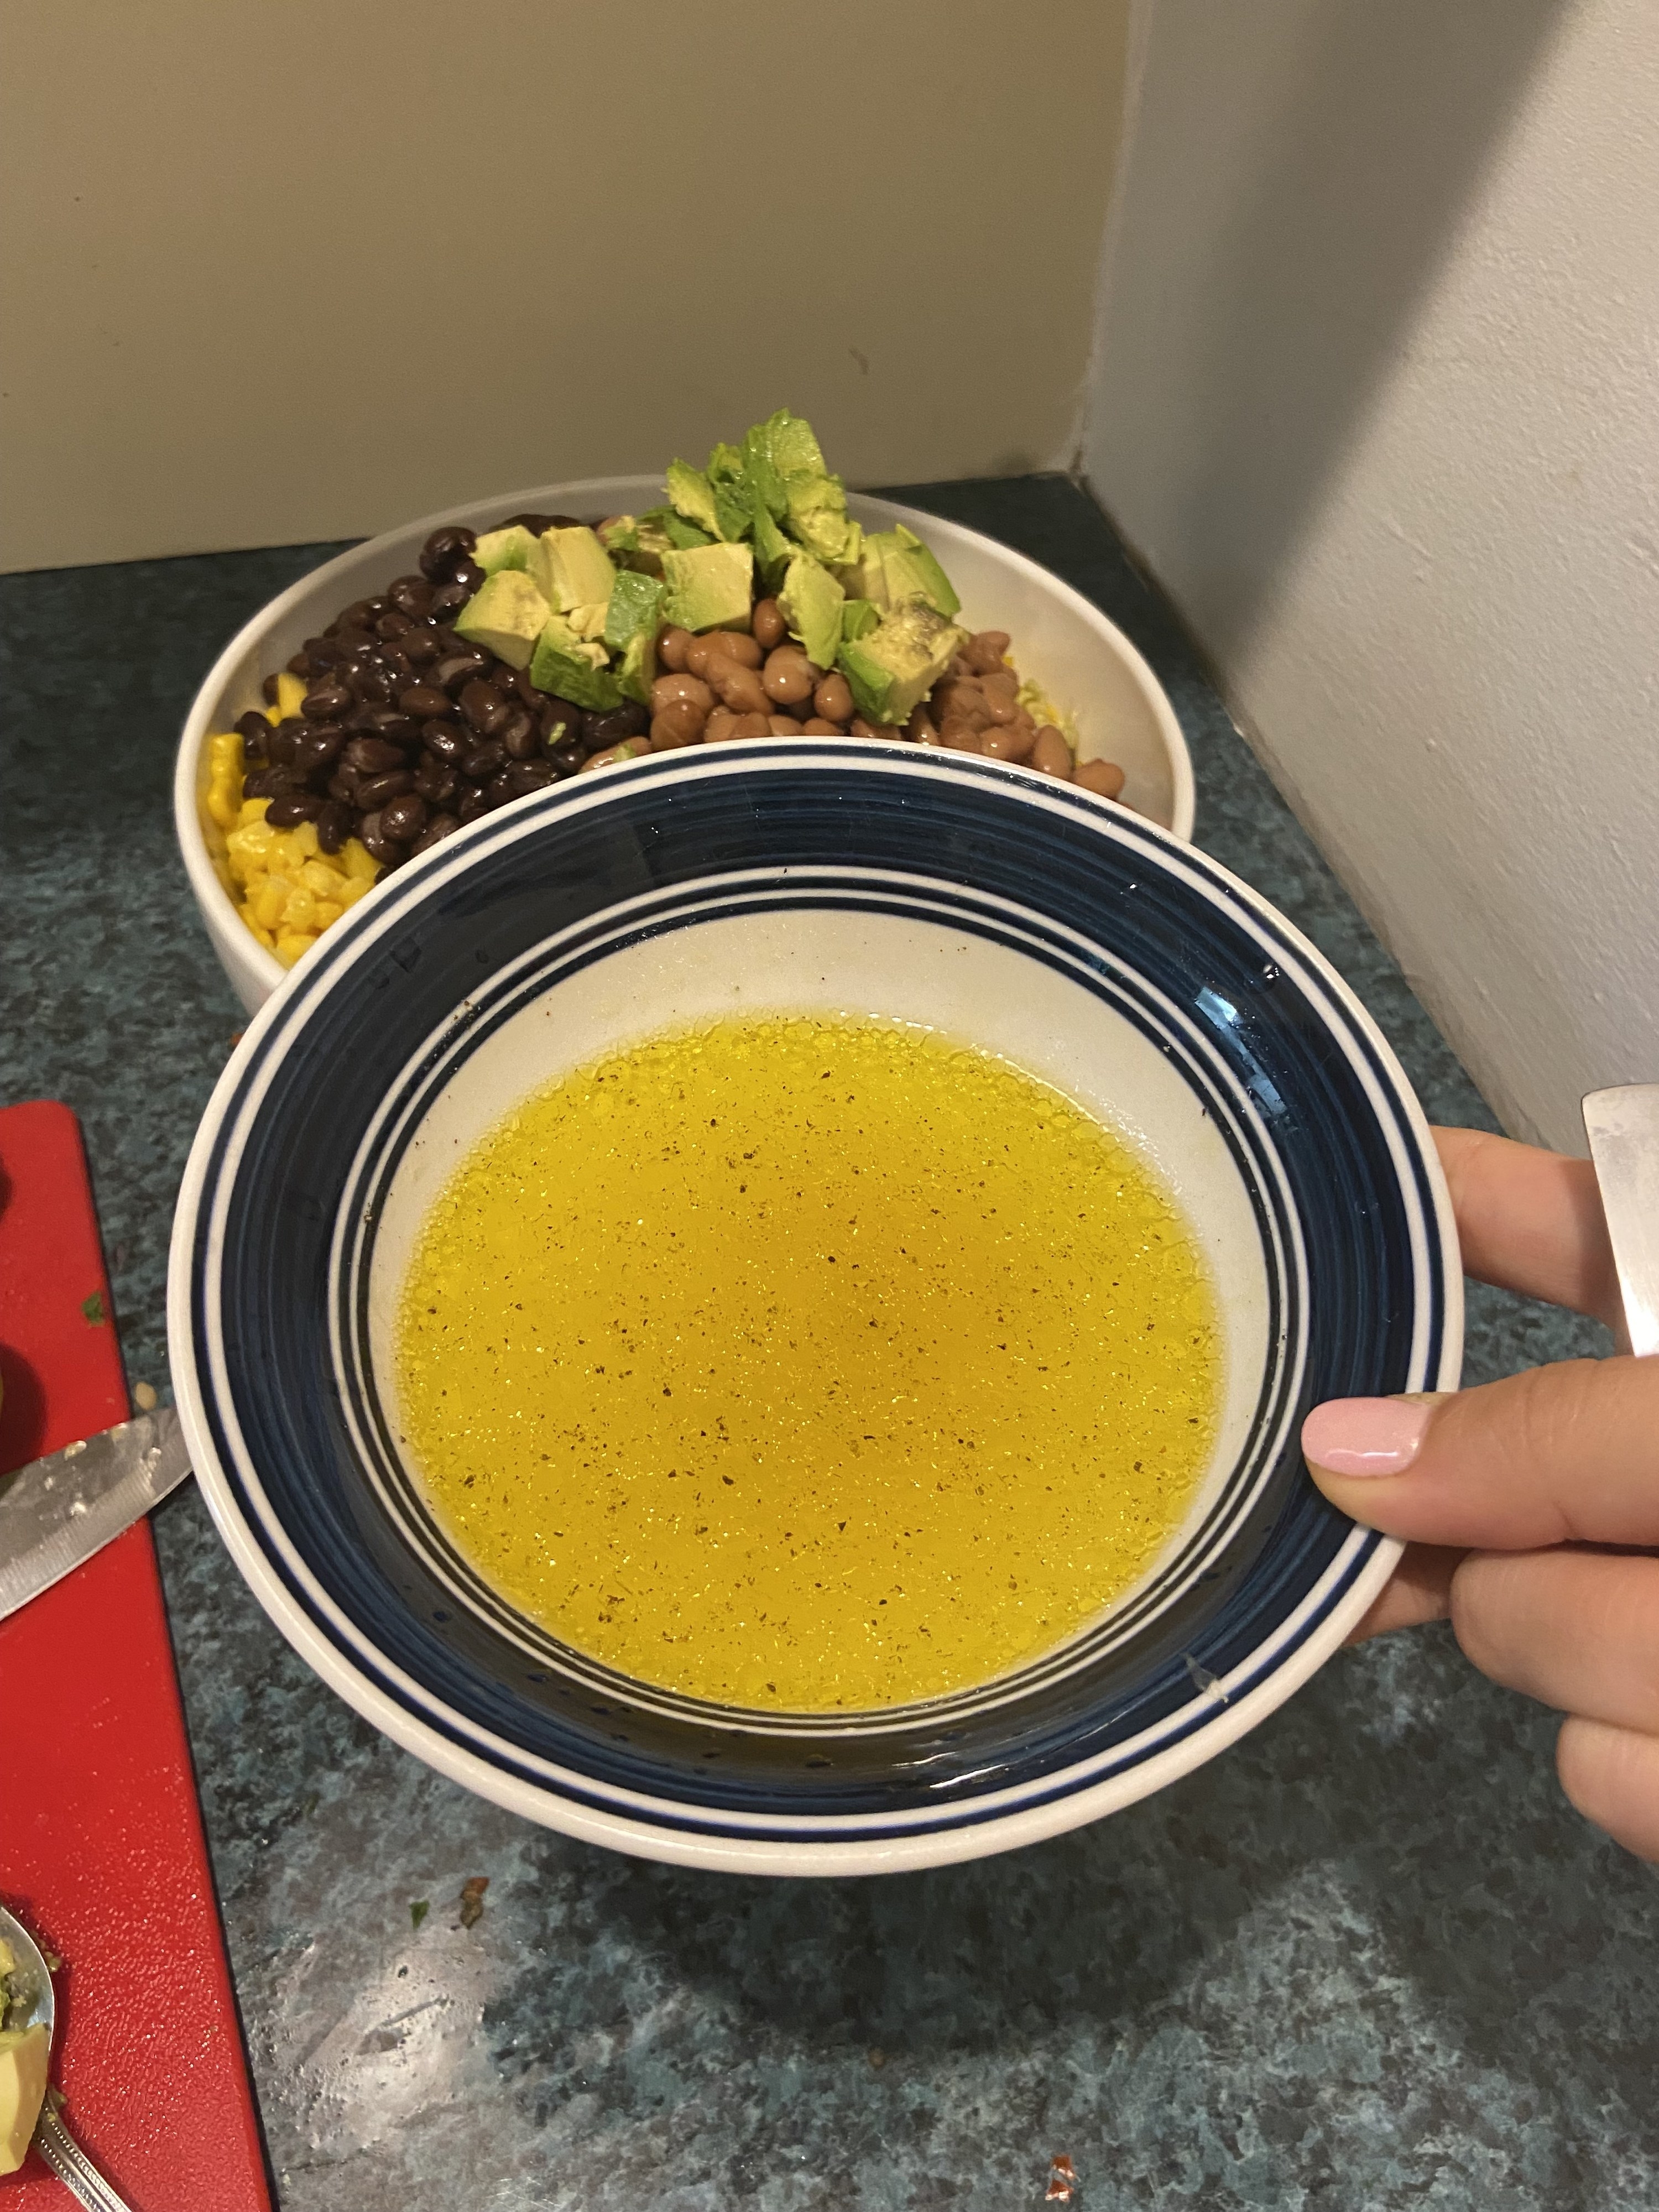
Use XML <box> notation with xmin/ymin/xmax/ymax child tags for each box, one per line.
<box><xmin>0</xmin><ymin>1100</ymin><xmax>271</xmax><ymax>2210</ymax></box>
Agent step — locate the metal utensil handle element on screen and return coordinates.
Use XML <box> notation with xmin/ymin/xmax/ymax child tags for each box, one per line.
<box><xmin>1582</xmin><ymin>1084</ymin><xmax>1659</xmax><ymax>1358</ymax></box>
<box><xmin>32</xmin><ymin>2103</ymin><xmax>137</xmax><ymax>2212</ymax></box>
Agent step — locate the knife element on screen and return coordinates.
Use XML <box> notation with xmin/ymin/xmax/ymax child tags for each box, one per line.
<box><xmin>0</xmin><ymin>1407</ymin><xmax>192</xmax><ymax>1623</ymax></box>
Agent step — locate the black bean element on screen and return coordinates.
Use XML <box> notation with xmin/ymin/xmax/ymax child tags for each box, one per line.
<box><xmin>268</xmin><ymin>728</ymin><xmax>299</xmax><ymax>766</ymax></box>
<box><xmin>399</xmin><ymin>683</ymin><xmax>451</xmax><ymax>720</ymax></box>
<box><xmin>549</xmin><ymin>737</ymin><xmax>586</xmax><ymax>776</ymax></box>
<box><xmin>460</xmin><ymin>679</ymin><xmax>508</xmax><ymax>737</ymax></box>
<box><xmin>456</xmin><ymin>787</ymin><xmax>487</xmax><ymax>825</ymax></box>
<box><xmin>286</xmin><ymin>650</ymin><xmax>315</xmax><ymax>677</ymax></box>
<box><xmin>429</xmin><ymin>581</ymin><xmax>472</xmax><ymax>617</ymax></box>
<box><xmin>333</xmin><ymin>625</ymin><xmax>375</xmax><ymax>654</ymax></box>
<box><xmin>461</xmin><ymin>741</ymin><xmax>508</xmax><ymax>779</ymax></box>
<box><xmin>413</xmin><ymin>759</ymin><xmax>458</xmax><ymax>804</ymax></box>
<box><xmin>390</xmin><ymin>575</ymin><xmax>436</xmax><ymax>618</ymax></box>
<box><xmin>419</xmin><ymin>525</ymin><xmax>476</xmax><ymax>583</ymax></box>
<box><xmin>510</xmin><ymin>668</ymin><xmax>543</xmax><ymax>709</ymax></box>
<box><xmin>507</xmin><ymin>760</ymin><xmax>555</xmax><ymax>795</ymax></box>
<box><xmin>583</xmin><ymin>701</ymin><xmax>648</xmax><ymax>748</ymax></box>
<box><xmin>265</xmin><ymin>793</ymin><xmax>325</xmax><ymax>829</ymax></box>
<box><xmin>348</xmin><ymin>664</ymin><xmax>393</xmax><ymax>704</ymax></box>
<box><xmin>401</xmin><ymin>628</ymin><xmax>441</xmax><ymax>666</ymax></box>
<box><xmin>369</xmin><ymin>711</ymin><xmax>420</xmax><ymax>744</ymax></box>
<box><xmin>422</xmin><ymin>721</ymin><xmax>467</xmax><ymax>763</ymax></box>
<box><xmin>343</xmin><ymin>735</ymin><xmax>408</xmax><ymax>774</ymax></box>
<box><xmin>410</xmin><ymin>812</ymin><xmax>461</xmax><ymax>855</ymax></box>
<box><xmin>377</xmin><ymin>648</ymin><xmax>415</xmax><ymax>689</ymax></box>
<box><xmin>375</xmin><ymin>611</ymin><xmax>411</xmax><ymax>640</ymax></box>
<box><xmin>435</xmin><ymin>652</ymin><xmax>486</xmax><ymax>695</ymax></box>
<box><xmin>327</xmin><ymin>769</ymin><xmax>359</xmax><ymax>802</ymax></box>
<box><xmin>241</xmin><ymin>769</ymin><xmax>279</xmax><ymax>800</ymax></box>
<box><xmin>235</xmin><ymin>708</ymin><xmax>272</xmax><ymax>743</ymax></box>
<box><xmin>500</xmin><ymin>512</ymin><xmax>558</xmax><ymax>535</ymax></box>
<box><xmin>262</xmin><ymin>673</ymin><xmax>281</xmax><ymax>705</ymax></box>
<box><xmin>292</xmin><ymin>727</ymin><xmax>346</xmax><ymax>776</ymax></box>
<box><xmin>356</xmin><ymin>769</ymin><xmax>415</xmax><ymax>807</ymax></box>
<box><xmin>300</xmin><ymin>682</ymin><xmax>351</xmax><ymax>722</ymax></box>
<box><xmin>379</xmin><ymin>792</ymin><xmax>428</xmax><ymax>843</ymax></box>
<box><xmin>451</xmin><ymin>559</ymin><xmax>486</xmax><ymax>597</ymax></box>
<box><xmin>316</xmin><ymin>799</ymin><xmax>352</xmax><ymax>854</ymax></box>
<box><xmin>500</xmin><ymin>710</ymin><xmax>539</xmax><ymax>760</ymax></box>
<box><xmin>482</xmin><ymin>771</ymin><xmax>517</xmax><ymax>809</ymax></box>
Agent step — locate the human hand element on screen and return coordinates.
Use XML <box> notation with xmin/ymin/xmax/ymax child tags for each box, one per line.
<box><xmin>1301</xmin><ymin>1126</ymin><xmax>1659</xmax><ymax>1861</ymax></box>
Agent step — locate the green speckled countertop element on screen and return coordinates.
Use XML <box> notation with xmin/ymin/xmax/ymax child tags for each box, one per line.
<box><xmin>3</xmin><ymin>477</ymin><xmax>1652</xmax><ymax>2210</ymax></box>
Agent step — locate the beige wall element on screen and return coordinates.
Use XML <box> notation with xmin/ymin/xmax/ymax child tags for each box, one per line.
<box><xmin>0</xmin><ymin>0</ymin><xmax>1129</xmax><ymax>571</ymax></box>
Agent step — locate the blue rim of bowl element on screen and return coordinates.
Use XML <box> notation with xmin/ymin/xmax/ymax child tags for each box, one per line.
<box><xmin>169</xmin><ymin>744</ymin><xmax>1459</xmax><ymax>1872</ymax></box>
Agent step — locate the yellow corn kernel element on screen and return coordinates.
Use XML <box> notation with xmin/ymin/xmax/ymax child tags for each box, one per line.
<box><xmin>238</xmin><ymin>797</ymin><xmax>272</xmax><ymax>827</ymax></box>
<box><xmin>274</xmin><ymin>930</ymin><xmax>317</xmax><ymax>968</ymax></box>
<box><xmin>281</xmin><ymin>888</ymin><xmax>319</xmax><ymax>931</ymax></box>
<box><xmin>207</xmin><ymin>780</ymin><xmax>241</xmax><ymax>832</ymax></box>
<box><xmin>300</xmin><ymin>859</ymin><xmax>341</xmax><ymax>897</ymax></box>
<box><xmin>335</xmin><ymin>877</ymin><xmax>370</xmax><ymax>910</ymax></box>
<box><xmin>253</xmin><ymin>878</ymin><xmax>289</xmax><ymax>931</ymax></box>
<box><xmin>275</xmin><ymin>671</ymin><xmax>309</xmax><ymax>720</ymax></box>
<box><xmin>342</xmin><ymin>838</ymin><xmax>379</xmax><ymax>883</ymax></box>
<box><xmin>311</xmin><ymin>900</ymin><xmax>343</xmax><ymax>929</ymax></box>
<box><xmin>246</xmin><ymin>918</ymin><xmax>276</xmax><ymax>949</ymax></box>
<box><xmin>208</xmin><ymin>729</ymin><xmax>243</xmax><ymax>768</ymax></box>
<box><xmin>288</xmin><ymin>820</ymin><xmax>321</xmax><ymax>860</ymax></box>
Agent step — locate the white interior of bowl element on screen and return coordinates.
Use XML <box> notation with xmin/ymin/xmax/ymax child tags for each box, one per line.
<box><xmin>361</xmin><ymin>904</ymin><xmax>1270</xmax><ymax>1697</ymax></box>
<box><xmin>175</xmin><ymin>478</ymin><xmax>1195</xmax><ymax>1016</ymax></box>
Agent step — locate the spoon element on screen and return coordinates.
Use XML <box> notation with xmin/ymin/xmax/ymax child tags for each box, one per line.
<box><xmin>1582</xmin><ymin>1084</ymin><xmax>1659</xmax><ymax>1356</ymax></box>
<box><xmin>0</xmin><ymin>1905</ymin><xmax>134</xmax><ymax>2210</ymax></box>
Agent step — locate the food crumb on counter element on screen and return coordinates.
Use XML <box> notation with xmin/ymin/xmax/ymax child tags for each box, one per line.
<box><xmin>133</xmin><ymin>1380</ymin><xmax>158</xmax><ymax>1411</ymax></box>
<box><xmin>458</xmin><ymin>1876</ymin><xmax>489</xmax><ymax>1929</ymax></box>
<box><xmin>1045</xmin><ymin>2154</ymin><xmax>1081</xmax><ymax>2202</ymax></box>
<box><xmin>410</xmin><ymin>1900</ymin><xmax>430</xmax><ymax>1931</ymax></box>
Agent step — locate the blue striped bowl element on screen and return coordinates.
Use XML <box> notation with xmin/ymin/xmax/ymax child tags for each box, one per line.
<box><xmin>169</xmin><ymin>745</ymin><xmax>1460</xmax><ymax>1875</ymax></box>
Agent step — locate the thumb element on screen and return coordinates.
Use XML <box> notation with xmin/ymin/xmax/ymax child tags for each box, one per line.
<box><xmin>1302</xmin><ymin>1357</ymin><xmax>1659</xmax><ymax>1551</ymax></box>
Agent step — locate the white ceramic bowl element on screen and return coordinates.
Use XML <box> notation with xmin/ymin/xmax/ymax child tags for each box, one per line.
<box><xmin>170</xmin><ymin>744</ymin><xmax>1458</xmax><ymax>1875</ymax></box>
<box><xmin>174</xmin><ymin>479</ymin><xmax>1195</xmax><ymax>1015</ymax></box>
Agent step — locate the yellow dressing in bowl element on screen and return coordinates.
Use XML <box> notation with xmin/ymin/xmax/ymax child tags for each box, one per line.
<box><xmin>395</xmin><ymin>1015</ymin><xmax>1219</xmax><ymax>1710</ymax></box>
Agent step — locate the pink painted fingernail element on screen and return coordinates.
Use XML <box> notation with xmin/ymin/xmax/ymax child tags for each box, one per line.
<box><xmin>1301</xmin><ymin>1396</ymin><xmax>1432</xmax><ymax>1477</ymax></box>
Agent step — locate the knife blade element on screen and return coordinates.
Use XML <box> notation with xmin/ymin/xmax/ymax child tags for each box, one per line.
<box><xmin>0</xmin><ymin>1406</ymin><xmax>192</xmax><ymax>1622</ymax></box>
<box><xmin>1583</xmin><ymin>1083</ymin><xmax>1659</xmax><ymax>1358</ymax></box>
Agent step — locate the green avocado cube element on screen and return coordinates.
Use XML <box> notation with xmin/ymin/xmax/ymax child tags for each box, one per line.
<box><xmin>837</xmin><ymin>600</ymin><xmax>966</xmax><ymax>726</ymax></box>
<box><xmin>472</xmin><ymin>524</ymin><xmax>539</xmax><ymax>578</ymax></box>
<box><xmin>453</xmin><ymin>570</ymin><xmax>553</xmax><ymax>670</ymax></box>
<box><xmin>604</xmin><ymin>568</ymin><xmax>666</xmax><ymax>655</ymax></box>
<box><xmin>529</xmin><ymin>613</ymin><xmax>622</xmax><ymax>710</ymax></box>
<box><xmin>662</xmin><ymin>541</ymin><xmax>754</xmax><ymax>633</ymax></box>
<box><xmin>618</xmin><ymin>628</ymin><xmax>656</xmax><ymax>707</ymax></box>
<box><xmin>531</xmin><ymin>526</ymin><xmax>616</xmax><ymax>617</ymax></box>
<box><xmin>881</xmin><ymin>524</ymin><xmax>961</xmax><ymax>618</ymax></box>
<box><xmin>665</xmin><ymin>460</ymin><xmax>722</xmax><ymax>540</ymax></box>
<box><xmin>778</xmin><ymin>554</ymin><xmax>844</xmax><ymax>672</ymax></box>
<box><xmin>840</xmin><ymin>597</ymin><xmax>880</xmax><ymax>643</ymax></box>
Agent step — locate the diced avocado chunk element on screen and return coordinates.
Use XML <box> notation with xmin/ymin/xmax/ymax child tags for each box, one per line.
<box><xmin>837</xmin><ymin>600</ymin><xmax>967</xmax><ymax>726</ymax></box>
<box><xmin>607</xmin><ymin>570</ymin><xmax>665</xmax><ymax>705</ymax></box>
<box><xmin>880</xmin><ymin>524</ymin><xmax>961</xmax><ymax>618</ymax></box>
<box><xmin>0</xmin><ymin>2025</ymin><xmax>48</xmax><ymax>2176</ymax></box>
<box><xmin>743</xmin><ymin>409</ymin><xmax>861</xmax><ymax>565</ymax></box>
<box><xmin>618</xmin><ymin>628</ymin><xmax>656</xmax><ymax>707</ymax></box>
<box><xmin>841</xmin><ymin>597</ymin><xmax>880</xmax><ymax>643</ymax></box>
<box><xmin>749</xmin><ymin>493</ymin><xmax>795</xmax><ymax>592</ymax></box>
<box><xmin>472</xmin><ymin>523</ymin><xmax>539</xmax><ymax>577</ymax></box>
<box><xmin>662</xmin><ymin>541</ymin><xmax>755</xmax><ymax>633</ymax></box>
<box><xmin>778</xmin><ymin>554</ymin><xmax>844</xmax><ymax>671</ymax></box>
<box><xmin>645</xmin><ymin>504</ymin><xmax>713</xmax><ymax>551</ymax></box>
<box><xmin>532</xmin><ymin>526</ymin><xmax>617</xmax><ymax>617</ymax></box>
<box><xmin>665</xmin><ymin>460</ymin><xmax>722</xmax><ymax>539</ymax></box>
<box><xmin>529</xmin><ymin>613</ymin><xmax>622</xmax><ymax>710</ymax></box>
<box><xmin>454</xmin><ymin>570</ymin><xmax>553</xmax><ymax>670</ymax></box>
<box><xmin>705</xmin><ymin>442</ymin><xmax>753</xmax><ymax>542</ymax></box>
<box><xmin>604</xmin><ymin>567</ymin><xmax>666</xmax><ymax>655</ymax></box>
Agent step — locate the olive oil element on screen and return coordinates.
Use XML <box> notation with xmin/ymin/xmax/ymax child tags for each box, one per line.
<box><xmin>396</xmin><ymin>1015</ymin><xmax>1219</xmax><ymax>1709</ymax></box>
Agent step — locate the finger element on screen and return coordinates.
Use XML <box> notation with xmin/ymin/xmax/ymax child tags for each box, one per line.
<box><xmin>1303</xmin><ymin>1358</ymin><xmax>1659</xmax><ymax>1550</ymax></box>
<box><xmin>1557</xmin><ymin>1717</ymin><xmax>1659</xmax><ymax>1864</ymax></box>
<box><xmin>1433</xmin><ymin>1126</ymin><xmax>1622</xmax><ymax>1329</ymax></box>
<box><xmin>1451</xmin><ymin>1549</ymin><xmax>1659</xmax><ymax>1734</ymax></box>
<box><xmin>1343</xmin><ymin>1543</ymin><xmax>1463</xmax><ymax>1643</ymax></box>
